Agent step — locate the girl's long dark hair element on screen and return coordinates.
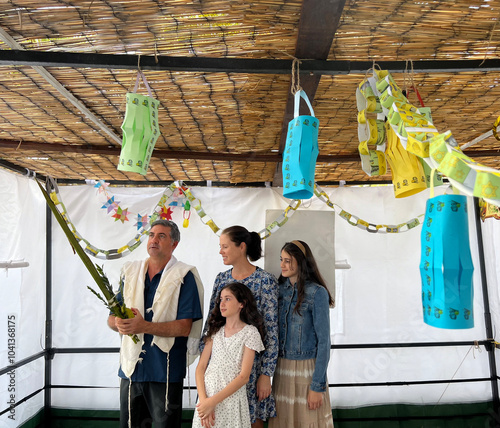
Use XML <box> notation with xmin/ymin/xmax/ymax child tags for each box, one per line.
<box><xmin>204</xmin><ymin>282</ymin><xmax>265</xmax><ymax>342</ymax></box>
<box><xmin>278</xmin><ymin>240</ymin><xmax>334</xmax><ymax>314</ymax></box>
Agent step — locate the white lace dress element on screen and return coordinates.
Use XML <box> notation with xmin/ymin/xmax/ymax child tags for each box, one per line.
<box><xmin>192</xmin><ymin>324</ymin><xmax>264</xmax><ymax>428</ymax></box>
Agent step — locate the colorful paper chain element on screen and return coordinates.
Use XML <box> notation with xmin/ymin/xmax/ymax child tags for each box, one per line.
<box><xmin>48</xmin><ymin>179</ymin><xmax>427</xmax><ymax>260</ymax></box>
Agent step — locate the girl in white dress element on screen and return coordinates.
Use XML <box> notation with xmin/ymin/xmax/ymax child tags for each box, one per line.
<box><xmin>193</xmin><ymin>282</ymin><xmax>265</xmax><ymax>428</ymax></box>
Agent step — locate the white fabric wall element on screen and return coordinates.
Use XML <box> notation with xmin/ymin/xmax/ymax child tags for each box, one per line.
<box><xmin>0</xmin><ymin>170</ymin><xmax>46</xmax><ymax>427</ymax></box>
<box><xmin>2</xmin><ymin>167</ymin><xmax>500</xmax><ymax>421</ymax></box>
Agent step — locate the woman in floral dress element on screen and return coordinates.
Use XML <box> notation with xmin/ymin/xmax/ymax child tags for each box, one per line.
<box><xmin>201</xmin><ymin>226</ymin><xmax>278</xmax><ymax>428</ymax></box>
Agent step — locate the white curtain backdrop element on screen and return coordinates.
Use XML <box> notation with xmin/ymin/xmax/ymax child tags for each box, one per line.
<box><xmin>1</xmin><ymin>167</ymin><xmax>500</xmax><ymax>425</ymax></box>
<box><xmin>0</xmin><ymin>170</ymin><xmax>46</xmax><ymax>428</ymax></box>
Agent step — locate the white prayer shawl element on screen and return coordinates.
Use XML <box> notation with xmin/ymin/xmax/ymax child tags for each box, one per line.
<box><xmin>119</xmin><ymin>255</ymin><xmax>204</xmax><ymax>378</ymax></box>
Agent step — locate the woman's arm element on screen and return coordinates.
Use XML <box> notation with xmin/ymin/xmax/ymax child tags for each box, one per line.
<box><xmin>256</xmin><ymin>273</ymin><xmax>279</xmax><ymax>400</ymax></box>
<box><xmin>259</xmin><ymin>273</ymin><xmax>279</xmax><ymax>376</ymax></box>
<box><xmin>196</xmin><ymin>346</ymin><xmax>256</xmax><ymax>417</ymax></box>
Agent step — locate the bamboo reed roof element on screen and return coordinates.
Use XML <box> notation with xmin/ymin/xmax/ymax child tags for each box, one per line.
<box><xmin>0</xmin><ymin>0</ymin><xmax>499</xmax><ymax>185</ymax></box>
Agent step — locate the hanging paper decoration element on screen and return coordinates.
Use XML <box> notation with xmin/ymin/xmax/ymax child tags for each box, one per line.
<box><xmin>419</xmin><ymin>190</ymin><xmax>474</xmax><ymax>329</ymax></box>
<box><xmin>357</xmin><ymin>68</ymin><xmax>500</xmax><ymax>206</ymax></box>
<box><xmin>118</xmin><ymin>71</ymin><xmax>160</xmax><ymax>175</ymax></box>
<box><xmin>428</xmin><ymin>131</ymin><xmax>500</xmax><ymax>205</ymax></box>
<box><xmin>282</xmin><ymin>89</ymin><xmax>319</xmax><ymax>200</ymax></box>
<box><xmin>183</xmin><ymin>200</ymin><xmax>191</xmax><ymax>228</ymax></box>
<box><xmin>94</xmin><ymin>180</ymin><xmax>109</xmax><ymax>193</ymax></box>
<box><xmin>111</xmin><ymin>206</ymin><xmax>130</xmax><ymax>223</ymax></box>
<box><xmin>92</xmin><ymin>180</ymin><xmax>191</xmax><ymax>230</ymax></box>
<box><xmin>134</xmin><ymin>214</ymin><xmax>150</xmax><ymax>230</ymax></box>
<box><xmin>159</xmin><ymin>206</ymin><xmax>173</xmax><ymax>220</ymax></box>
<box><xmin>356</xmin><ymin>69</ymin><xmax>441</xmax><ymax>198</ymax></box>
<box><xmin>102</xmin><ymin>195</ymin><xmax>120</xmax><ymax>214</ymax></box>
<box><xmin>356</xmin><ymin>77</ymin><xmax>387</xmax><ymax>176</ymax></box>
<box><xmin>385</xmin><ymin>122</ymin><xmax>427</xmax><ymax>198</ymax></box>
<box><xmin>479</xmin><ymin>198</ymin><xmax>500</xmax><ymax>221</ymax></box>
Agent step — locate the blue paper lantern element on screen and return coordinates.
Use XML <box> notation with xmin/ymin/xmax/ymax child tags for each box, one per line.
<box><xmin>419</xmin><ymin>194</ymin><xmax>474</xmax><ymax>329</ymax></box>
<box><xmin>282</xmin><ymin>90</ymin><xmax>319</xmax><ymax>200</ymax></box>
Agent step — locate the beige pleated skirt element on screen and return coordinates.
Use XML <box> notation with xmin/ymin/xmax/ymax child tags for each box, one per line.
<box><xmin>268</xmin><ymin>358</ymin><xmax>334</xmax><ymax>428</ymax></box>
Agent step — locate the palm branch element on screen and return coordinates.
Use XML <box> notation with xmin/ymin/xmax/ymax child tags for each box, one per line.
<box><xmin>36</xmin><ymin>178</ymin><xmax>139</xmax><ymax>343</ymax></box>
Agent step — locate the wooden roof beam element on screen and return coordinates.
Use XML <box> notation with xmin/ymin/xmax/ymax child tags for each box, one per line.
<box><xmin>1</xmin><ymin>139</ymin><xmax>495</xmax><ymax>164</ymax></box>
<box><xmin>0</xmin><ymin>139</ymin><xmax>359</xmax><ymax>163</ymax></box>
<box><xmin>3</xmin><ymin>50</ymin><xmax>500</xmax><ymax>75</ymax></box>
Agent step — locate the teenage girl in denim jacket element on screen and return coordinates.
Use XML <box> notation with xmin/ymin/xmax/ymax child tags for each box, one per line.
<box><xmin>269</xmin><ymin>240</ymin><xmax>335</xmax><ymax>428</ymax></box>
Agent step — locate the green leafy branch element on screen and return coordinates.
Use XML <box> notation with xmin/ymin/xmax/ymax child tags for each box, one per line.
<box><xmin>37</xmin><ymin>178</ymin><xmax>139</xmax><ymax>344</ymax></box>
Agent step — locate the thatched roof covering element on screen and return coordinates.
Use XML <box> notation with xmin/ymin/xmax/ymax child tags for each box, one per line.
<box><xmin>0</xmin><ymin>0</ymin><xmax>499</xmax><ymax>185</ymax></box>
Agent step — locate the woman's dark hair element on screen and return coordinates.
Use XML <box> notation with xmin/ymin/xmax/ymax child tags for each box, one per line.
<box><xmin>222</xmin><ymin>225</ymin><xmax>262</xmax><ymax>262</ymax></box>
<box><xmin>279</xmin><ymin>240</ymin><xmax>334</xmax><ymax>314</ymax></box>
<box><xmin>204</xmin><ymin>282</ymin><xmax>265</xmax><ymax>342</ymax></box>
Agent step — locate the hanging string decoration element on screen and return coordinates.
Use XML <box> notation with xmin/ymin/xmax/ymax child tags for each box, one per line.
<box><xmin>174</xmin><ymin>184</ymin><xmax>302</xmax><ymax>238</ymax></box>
<box><xmin>357</xmin><ymin>67</ymin><xmax>500</xmax><ymax>206</ymax></box>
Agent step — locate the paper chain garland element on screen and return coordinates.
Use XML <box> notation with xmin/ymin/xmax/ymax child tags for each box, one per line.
<box><xmin>47</xmin><ymin>179</ymin><xmax>427</xmax><ymax>260</ymax></box>
<box><xmin>50</xmin><ymin>179</ymin><xmax>177</xmax><ymax>259</ymax></box>
<box><xmin>314</xmin><ymin>185</ymin><xmax>424</xmax><ymax>233</ymax></box>
<box><xmin>357</xmin><ymin>69</ymin><xmax>500</xmax><ymax>206</ymax></box>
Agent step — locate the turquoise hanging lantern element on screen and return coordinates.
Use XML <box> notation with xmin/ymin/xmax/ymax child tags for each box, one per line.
<box><xmin>419</xmin><ymin>192</ymin><xmax>474</xmax><ymax>329</ymax></box>
<box><xmin>282</xmin><ymin>89</ymin><xmax>319</xmax><ymax>200</ymax></box>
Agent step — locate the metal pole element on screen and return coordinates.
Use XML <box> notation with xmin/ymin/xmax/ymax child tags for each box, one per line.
<box><xmin>473</xmin><ymin>197</ymin><xmax>500</xmax><ymax>426</ymax></box>
<box><xmin>44</xmin><ymin>203</ymin><xmax>53</xmax><ymax>427</ymax></box>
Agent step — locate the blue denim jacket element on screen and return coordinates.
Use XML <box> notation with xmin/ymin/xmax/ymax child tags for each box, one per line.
<box><xmin>277</xmin><ymin>278</ymin><xmax>331</xmax><ymax>392</ymax></box>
